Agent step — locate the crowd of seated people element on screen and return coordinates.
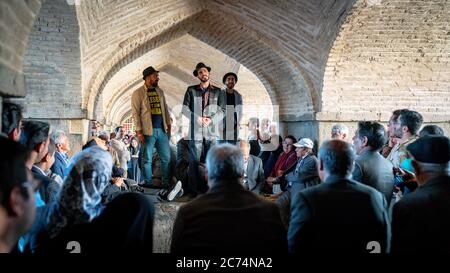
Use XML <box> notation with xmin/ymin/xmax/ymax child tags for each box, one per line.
<box><xmin>1</xmin><ymin>101</ymin><xmax>450</xmax><ymax>254</ymax></box>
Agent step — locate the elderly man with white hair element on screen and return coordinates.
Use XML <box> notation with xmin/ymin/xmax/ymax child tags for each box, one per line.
<box><xmin>331</xmin><ymin>123</ymin><xmax>349</xmax><ymax>141</ymax></box>
<box><xmin>50</xmin><ymin>130</ymin><xmax>71</xmax><ymax>179</ymax></box>
<box><xmin>170</xmin><ymin>143</ymin><xmax>287</xmax><ymax>254</ymax></box>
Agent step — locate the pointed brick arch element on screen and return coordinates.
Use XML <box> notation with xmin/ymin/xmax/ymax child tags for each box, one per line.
<box><xmin>85</xmin><ymin>9</ymin><xmax>316</xmax><ymax>122</ymax></box>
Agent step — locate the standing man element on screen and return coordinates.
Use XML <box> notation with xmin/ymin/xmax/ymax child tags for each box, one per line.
<box><xmin>352</xmin><ymin>121</ymin><xmax>395</xmax><ymax>205</ymax></box>
<box><xmin>381</xmin><ymin>109</ymin><xmax>408</xmax><ymax>158</ymax></box>
<box><xmin>110</xmin><ymin>126</ymin><xmax>131</xmax><ymax>176</ymax></box>
<box><xmin>181</xmin><ymin>62</ymin><xmax>225</xmax><ymax>200</ymax></box>
<box><xmin>1</xmin><ymin>101</ymin><xmax>23</xmax><ymax>141</ymax></box>
<box><xmin>132</xmin><ymin>66</ymin><xmax>172</xmax><ymax>189</ymax></box>
<box><xmin>387</xmin><ymin>110</ymin><xmax>423</xmax><ymax>168</ymax></box>
<box><xmin>50</xmin><ymin>130</ymin><xmax>71</xmax><ymax>179</ymax></box>
<box><xmin>0</xmin><ymin>138</ymin><xmax>36</xmax><ymax>253</ymax></box>
<box><xmin>220</xmin><ymin>72</ymin><xmax>243</xmax><ymax>144</ymax></box>
<box><xmin>331</xmin><ymin>123</ymin><xmax>349</xmax><ymax>141</ymax></box>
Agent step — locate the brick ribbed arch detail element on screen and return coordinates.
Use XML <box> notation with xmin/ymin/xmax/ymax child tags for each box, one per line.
<box><xmin>85</xmin><ymin>10</ymin><xmax>316</xmax><ymax>121</ymax></box>
<box><xmin>103</xmin><ymin>68</ymin><xmax>188</xmax><ymax>125</ymax></box>
<box><xmin>102</xmin><ymin>63</ymin><xmax>198</xmax><ymax>125</ymax></box>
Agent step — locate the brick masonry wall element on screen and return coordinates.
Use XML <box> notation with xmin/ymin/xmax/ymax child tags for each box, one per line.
<box><xmin>0</xmin><ymin>0</ymin><xmax>41</xmax><ymax>97</ymax></box>
<box><xmin>25</xmin><ymin>118</ymin><xmax>85</xmax><ymax>156</ymax></box>
<box><xmin>322</xmin><ymin>0</ymin><xmax>450</xmax><ymax>124</ymax></box>
<box><xmin>21</xmin><ymin>0</ymin><xmax>83</xmax><ymax>119</ymax></box>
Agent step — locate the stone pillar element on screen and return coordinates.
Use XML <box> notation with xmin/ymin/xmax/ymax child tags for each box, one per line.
<box><xmin>0</xmin><ymin>96</ymin><xmax>2</xmax><ymax>133</ymax></box>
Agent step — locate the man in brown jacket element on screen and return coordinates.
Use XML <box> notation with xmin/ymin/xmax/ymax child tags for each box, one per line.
<box><xmin>131</xmin><ymin>66</ymin><xmax>172</xmax><ymax>189</ymax></box>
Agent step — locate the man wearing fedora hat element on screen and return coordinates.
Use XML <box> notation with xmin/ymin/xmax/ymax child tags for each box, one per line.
<box><xmin>220</xmin><ymin>72</ymin><xmax>243</xmax><ymax>145</ymax></box>
<box><xmin>131</xmin><ymin>66</ymin><xmax>172</xmax><ymax>189</ymax></box>
<box><xmin>181</xmin><ymin>62</ymin><xmax>225</xmax><ymax>200</ymax></box>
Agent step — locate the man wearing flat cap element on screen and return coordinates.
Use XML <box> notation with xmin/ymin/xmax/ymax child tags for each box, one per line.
<box><xmin>181</xmin><ymin>62</ymin><xmax>225</xmax><ymax>200</ymax></box>
<box><xmin>273</xmin><ymin>138</ymin><xmax>321</xmax><ymax>227</ymax></box>
<box><xmin>131</xmin><ymin>66</ymin><xmax>172</xmax><ymax>189</ymax></box>
<box><xmin>220</xmin><ymin>72</ymin><xmax>243</xmax><ymax>144</ymax></box>
<box><xmin>391</xmin><ymin>136</ymin><xmax>450</xmax><ymax>253</ymax></box>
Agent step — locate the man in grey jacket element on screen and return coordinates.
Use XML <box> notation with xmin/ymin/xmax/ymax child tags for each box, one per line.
<box><xmin>352</xmin><ymin>121</ymin><xmax>395</xmax><ymax>205</ymax></box>
<box><xmin>288</xmin><ymin>140</ymin><xmax>390</xmax><ymax>253</ymax></box>
<box><xmin>275</xmin><ymin>138</ymin><xmax>321</xmax><ymax>227</ymax></box>
<box><xmin>240</xmin><ymin>140</ymin><xmax>264</xmax><ymax>194</ymax></box>
<box><xmin>181</xmin><ymin>62</ymin><xmax>225</xmax><ymax>200</ymax></box>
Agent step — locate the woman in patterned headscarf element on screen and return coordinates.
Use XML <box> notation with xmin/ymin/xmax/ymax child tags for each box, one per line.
<box><xmin>35</xmin><ymin>146</ymin><xmax>154</xmax><ymax>253</ymax></box>
<box><xmin>47</xmin><ymin>146</ymin><xmax>113</xmax><ymax>238</ymax></box>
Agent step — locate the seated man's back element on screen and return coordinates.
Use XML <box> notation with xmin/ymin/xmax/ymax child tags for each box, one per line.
<box><xmin>171</xmin><ymin>183</ymin><xmax>287</xmax><ymax>254</ymax></box>
<box><xmin>288</xmin><ymin>140</ymin><xmax>390</xmax><ymax>253</ymax></box>
<box><xmin>289</xmin><ymin>177</ymin><xmax>389</xmax><ymax>253</ymax></box>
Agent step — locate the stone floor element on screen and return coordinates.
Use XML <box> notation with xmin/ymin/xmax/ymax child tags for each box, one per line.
<box><xmin>142</xmin><ymin>188</ymin><xmax>182</xmax><ymax>253</ymax></box>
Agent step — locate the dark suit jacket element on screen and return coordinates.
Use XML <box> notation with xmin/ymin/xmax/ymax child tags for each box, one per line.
<box><xmin>244</xmin><ymin>155</ymin><xmax>265</xmax><ymax>194</ymax></box>
<box><xmin>182</xmin><ymin>84</ymin><xmax>225</xmax><ymax>140</ymax></box>
<box><xmin>171</xmin><ymin>182</ymin><xmax>287</xmax><ymax>254</ymax></box>
<box><xmin>352</xmin><ymin>150</ymin><xmax>395</xmax><ymax>205</ymax></box>
<box><xmin>32</xmin><ymin>166</ymin><xmax>60</xmax><ymax>204</ymax></box>
<box><xmin>50</xmin><ymin>152</ymin><xmax>68</xmax><ymax>179</ymax></box>
<box><xmin>220</xmin><ymin>89</ymin><xmax>243</xmax><ymax>140</ymax></box>
<box><xmin>288</xmin><ymin>175</ymin><xmax>390</xmax><ymax>253</ymax></box>
<box><xmin>391</xmin><ymin>175</ymin><xmax>450</xmax><ymax>253</ymax></box>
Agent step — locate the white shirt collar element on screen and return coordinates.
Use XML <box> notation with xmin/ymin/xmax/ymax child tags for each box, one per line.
<box><xmin>32</xmin><ymin>165</ymin><xmax>47</xmax><ymax>176</ymax></box>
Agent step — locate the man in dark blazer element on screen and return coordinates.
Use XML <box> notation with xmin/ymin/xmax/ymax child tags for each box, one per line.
<box><xmin>391</xmin><ymin>136</ymin><xmax>450</xmax><ymax>253</ymax></box>
<box><xmin>240</xmin><ymin>140</ymin><xmax>264</xmax><ymax>194</ymax></box>
<box><xmin>220</xmin><ymin>72</ymin><xmax>243</xmax><ymax>144</ymax></box>
<box><xmin>352</xmin><ymin>121</ymin><xmax>395</xmax><ymax>205</ymax></box>
<box><xmin>32</xmin><ymin>138</ymin><xmax>60</xmax><ymax>204</ymax></box>
<box><xmin>181</xmin><ymin>62</ymin><xmax>226</xmax><ymax>200</ymax></box>
<box><xmin>288</xmin><ymin>140</ymin><xmax>390</xmax><ymax>253</ymax></box>
<box><xmin>20</xmin><ymin>122</ymin><xmax>60</xmax><ymax>204</ymax></box>
<box><xmin>171</xmin><ymin>144</ymin><xmax>287</xmax><ymax>254</ymax></box>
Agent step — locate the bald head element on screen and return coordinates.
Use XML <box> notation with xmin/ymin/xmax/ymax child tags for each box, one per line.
<box><xmin>319</xmin><ymin>140</ymin><xmax>355</xmax><ymax>177</ymax></box>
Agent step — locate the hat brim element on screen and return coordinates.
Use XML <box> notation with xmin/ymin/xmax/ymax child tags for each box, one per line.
<box><xmin>294</xmin><ymin>143</ymin><xmax>312</xmax><ymax>149</ymax></box>
<box><xmin>143</xmin><ymin>70</ymin><xmax>159</xmax><ymax>80</ymax></box>
<box><xmin>222</xmin><ymin>72</ymin><xmax>238</xmax><ymax>84</ymax></box>
<box><xmin>193</xmin><ymin>66</ymin><xmax>211</xmax><ymax>77</ymax></box>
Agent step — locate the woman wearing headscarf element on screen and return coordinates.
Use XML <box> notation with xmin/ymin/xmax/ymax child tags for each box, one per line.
<box><xmin>35</xmin><ymin>146</ymin><xmax>154</xmax><ymax>253</ymax></box>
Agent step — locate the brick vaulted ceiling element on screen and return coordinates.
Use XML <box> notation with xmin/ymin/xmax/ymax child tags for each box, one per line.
<box><xmin>76</xmin><ymin>0</ymin><xmax>355</xmax><ymax>122</ymax></box>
